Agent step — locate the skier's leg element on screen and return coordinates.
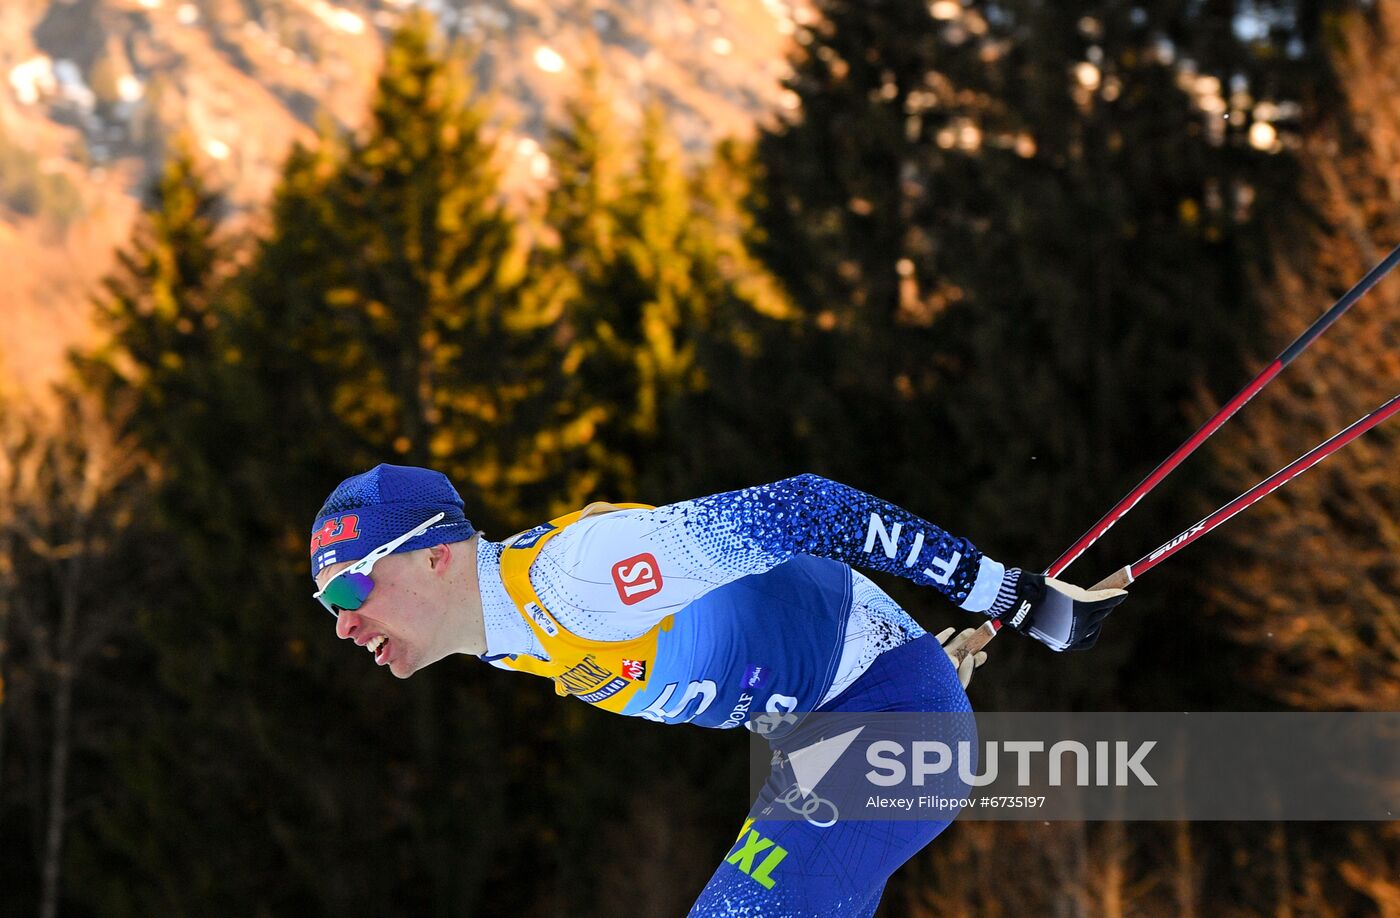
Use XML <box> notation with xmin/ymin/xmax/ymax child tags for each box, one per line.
<box><xmin>688</xmin><ymin>633</ymin><xmax>971</xmax><ymax>917</ymax></box>
<box><xmin>687</xmin><ymin>809</ymin><xmax>953</xmax><ymax>918</ymax></box>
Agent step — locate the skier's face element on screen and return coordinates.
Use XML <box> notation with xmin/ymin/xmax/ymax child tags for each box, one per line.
<box><xmin>316</xmin><ymin>548</ymin><xmax>456</xmax><ymax>679</ymax></box>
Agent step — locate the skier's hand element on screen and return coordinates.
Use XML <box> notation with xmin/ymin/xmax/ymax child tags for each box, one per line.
<box><xmin>997</xmin><ymin>571</ymin><xmax>1127</xmax><ymax>652</ymax></box>
<box><xmin>937</xmin><ymin>627</ymin><xmax>988</xmax><ymax>687</ymax></box>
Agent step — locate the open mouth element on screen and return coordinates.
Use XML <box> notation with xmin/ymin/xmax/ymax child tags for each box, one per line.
<box><xmin>366</xmin><ymin>634</ymin><xmax>391</xmax><ymax>665</ymax></box>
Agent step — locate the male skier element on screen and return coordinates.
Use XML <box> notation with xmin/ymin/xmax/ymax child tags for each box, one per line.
<box><xmin>310</xmin><ymin>464</ymin><xmax>1127</xmax><ymax>917</ymax></box>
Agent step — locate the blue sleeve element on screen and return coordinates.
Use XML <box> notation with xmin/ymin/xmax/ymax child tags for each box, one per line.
<box><xmin>678</xmin><ymin>473</ymin><xmax>1012</xmax><ymax>614</ymax></box>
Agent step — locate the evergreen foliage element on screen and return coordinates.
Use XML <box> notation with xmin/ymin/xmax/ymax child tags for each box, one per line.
<box><xmin>751</xmin><ymin>1</ymin><xmax>1394</xmax><ymax>914</ymax></box>
<box><xmin>1199</xmin><ymin>9</ymin><xmax>1400</xmax><ymax>908</ymax></box>
<box><xmin>3</xmin><ymin>2</ymin><xmax>1395</xmax><ymax>915</ymax></box>
<box><xmin>525</xmin><ymin>72</ymin><xmax>804</xmax><ymax>512</ymax></box>
<box><xmin>248</xmin><ymin>12</ymin><xmax>534</xmax><ymax>527</ymax></box>
<box><xmin>1205</xmin><ymin>3</ymin><xmax>1400</xmax><ymax>713</ymax></box>
<box><xmin>756</xmin><ymin>0</ymin><xmax>1286</xmax><ymax>572</ymax></box>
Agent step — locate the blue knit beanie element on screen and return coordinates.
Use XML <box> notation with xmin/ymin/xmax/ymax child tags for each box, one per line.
<box><xmin>310</xmin><ymin>464</ymin><xmax>476</xmax><ymax>579</ymax></box>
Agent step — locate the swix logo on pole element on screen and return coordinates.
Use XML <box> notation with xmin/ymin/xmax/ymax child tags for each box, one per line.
<box><xmin>862</xmin><ymin>512</ymin><xmax>961</xmax><ymax>584</ymax></box>
<box><xmin>612</xmin><ymin>553</ymin><xmax>664</xmax><ymax>604</ymax></box>
<box><xmin>309</xmin><ymin>515</ymin><xmax>360</xmax><ymax>556</ymax></box>
<box><xmin>1146</xmin><ymin>522</ymin><xmax>1207</xmax><ymax>562</ymax></box>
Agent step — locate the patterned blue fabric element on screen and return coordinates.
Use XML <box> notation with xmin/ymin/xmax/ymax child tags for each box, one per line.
<box><xmin>682</xmin><ymin>474</ymin><xmax>990</xmax><ymax>609</ymax></box>
<box><xmin>617</xmin><ymin>556</ymin><xmax>853</xmax><ymax>727</ymax></box>
<box><xmin>688</xmin><ymin>633</ymin><xmax>973</xmax><ymax>917</ymax></box>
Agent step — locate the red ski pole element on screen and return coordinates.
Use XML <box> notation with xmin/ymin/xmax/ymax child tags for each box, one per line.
<box><xmin>1089</xmin><ymin>393</ymin><xmax>1400</xmax><ymax>590</ymax></box>
<box><xmin>1046</xmin><ymin>242</ymin><xmax>1400</xmax><ymax>579</ymax></box>
<box><xmin>947</xmin><ymin>394</ymin><xmax>1400</xmax><ymax>661</ymax></box>
<box><xmin>944</xmin><ymin>246</ymin><xmax>1400</xmax><ymax>665</ymax></box>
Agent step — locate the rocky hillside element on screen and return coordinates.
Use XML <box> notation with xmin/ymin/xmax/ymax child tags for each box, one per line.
<box><xmin>0</xmin><ymin>0</ymin><xmax>806</xmax><ymax>388</ymax></box>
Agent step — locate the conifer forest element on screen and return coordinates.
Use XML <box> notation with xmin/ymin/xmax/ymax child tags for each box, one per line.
<box><xmin>1</xmin><ymin>2</ymin><xmax>1397</xmax><ymax>915</ymax></box>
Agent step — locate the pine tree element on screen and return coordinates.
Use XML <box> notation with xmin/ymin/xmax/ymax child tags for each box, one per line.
<box><xmin>653</xmin><ymin>137</ymin><xmax>813</xmax><ymax>495</ymax></box>
<box><xmin>750</xmin><ymin>2</ymin><xmax>1325</xmax><ymax>914</ymax></box>
<box><xmin>623</xmin><ymin>105</ymin><xmax>701</xmax><ymax>442</ymax></box>
<box><xmin>77</xmin><ymin>132</ymin><xmax>227</xmax><ymax>445</ymax></box>
<box><xmin>54</xmin><ymin>15</ymin><xmax>539</xmax><ymax>915</ymax></box>
<box><xmin>521</xmin><ymin>78</ymin><xmax>694</xmax><ymax>508</ymax></box>
<box><xmin>528</xmin><ymin>82</ymin><xmax>811</xmax><ymax>508</ymax></box>
<box><xmin>60</xmin><ymin>132</ymin><xmax>296</xmax><ymax>917</ymax></box>
<box><xmin>523</xmin><ymin>63</ymin><xmax>639</xmax><ymax>510</ymax></box>
<box><xmin>309</xmin><ymin>11</ymin><xmax>526</xmax><ymax>489</ymax></box>
<box><xmin>1203</xmin><ymin>3</ymin><xmax>1400</xmax><ymax>714</ymax></box>
<box><xmin>206</xmin><ymin>13</ymin><xmax>543</xmax><ymax>913</ymax></box>
<box><xmin>70</xmin><ymin>130</ymin><xmax>248</xmax><ymax>643</ymax></box>
<box><xmin>754</xmin><ymin>0</ymin><xmax>1284</xmax><ymax>667</ymax></box>
<box><xmin>516</xmin><ymin>94</ymin><xmax>819</xmax><ymax>905</ymax></box>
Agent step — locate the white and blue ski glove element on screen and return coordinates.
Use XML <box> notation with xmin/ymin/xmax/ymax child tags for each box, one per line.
<box><xmin>990</xmin><ymin>570</ymin><xmax>1127</xmax><ymax>652</ymax></box>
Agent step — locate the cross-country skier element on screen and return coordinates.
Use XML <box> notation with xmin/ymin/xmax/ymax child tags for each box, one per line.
<box><xmin>309</xmin><ymin>464</ymin><xmax>1127</xmax><ymax>917</ymax></box>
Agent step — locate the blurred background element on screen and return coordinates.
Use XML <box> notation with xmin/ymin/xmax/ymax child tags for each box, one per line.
<box><xmin>0</xmin><ymin>0</ymin><xmax>1397</xmax><ymax>915</ymax></box>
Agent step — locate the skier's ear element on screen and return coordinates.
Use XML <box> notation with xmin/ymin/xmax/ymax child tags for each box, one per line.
<box><xmin>427</xmin><ymin>543</ymin><xmax>452</xmax><ymax>572</ymax></box>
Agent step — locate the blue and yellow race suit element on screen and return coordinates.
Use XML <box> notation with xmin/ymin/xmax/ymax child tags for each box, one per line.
<box><xmin>474</xmin><ymin>473</ymin><xmax>1013</xmax><ymax>917</ymax></box>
